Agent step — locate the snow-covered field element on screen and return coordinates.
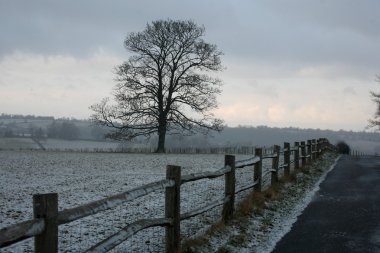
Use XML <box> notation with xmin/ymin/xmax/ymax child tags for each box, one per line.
<box><xmin>0</xmin><ymin>137</ymin><xmax>124</xmax><ymax>152</ymax></box>
<box><xmin>41</xmin><ymin>138</ymin><xmax>122</xmax><ymax>152</ymax></box>
<box><xmin>0</xmin><ymin>138</ymin><xmax>37</xmax><ymax>150</ymax></box>
<box><xmin>0</xmin><ymin>150</ymin><xmax>276</xmax><ymax>252</ymax></box>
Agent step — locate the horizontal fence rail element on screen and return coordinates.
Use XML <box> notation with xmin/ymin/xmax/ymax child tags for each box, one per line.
<box><xmin>0</xmin><ymin>138</ymin><xmax>333</xmax><ymax>252</ymax></box>
<box><xmin>0</xmin><ymin>219</ymin><xmax>45</xmax><ymax>248</ymax></box>
<box><xmin>84</xmin><ymin>218</ymin><xmax>173</xmax><ymax>253</ymax></box>
<box><xmin>57</xmin><ymin>179</ymin><xmax>174</xmax><ymax>225</ymax></box>
<box><xmin>181</xmin><ymin>196</ymin><xmax>230</xmax><ymax>221</ymax></box>
<box><xmin>235</xmin><ymin>156</ymin><xmax>261</xmax><ymax>168</ymax></box>
<box><xmin>181</xmin><ymin>165</ymin><xmax>231</xmax><ymax>184</ymax></box>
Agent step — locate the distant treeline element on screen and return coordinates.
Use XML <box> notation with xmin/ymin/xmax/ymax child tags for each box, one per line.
<box><xmin>1</xmin><ymin>113</ymin><xmax>379</xmax><ymax>151</ymax></box>
<box><xmin>0</xmin><ymin>114</ymin><xmax>108</xmax><ymax>140</ymax></box>
<box><xmin>0</xmin><ymin>113</ymin><xmax>55</xmax><ymax>120</ymax></box>
<box><xmin>213</xmin><ymin>125</ymin><xmax>380</xmax><ymax>147</ymax></box>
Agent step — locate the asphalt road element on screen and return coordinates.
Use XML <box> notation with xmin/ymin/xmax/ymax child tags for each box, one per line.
<box><xmin>272</xmin><ymin>155</ymin><xmax>380</xmax><ymax>253</ymax></box>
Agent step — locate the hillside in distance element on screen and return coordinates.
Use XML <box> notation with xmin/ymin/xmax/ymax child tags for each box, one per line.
<box><xmin>1</xmin><ymin>113</ymin><xmax>379</xmax><ymax>154</ymax></box>
<box><xmin>0</xmin><ymin>113</ymin><xmax>107</xmax><ymax>141</ymax></box>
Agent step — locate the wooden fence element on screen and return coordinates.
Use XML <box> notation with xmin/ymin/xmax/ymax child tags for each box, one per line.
<box><xmin>0</xmin><ymin>138</ymin><xmax>332</xmax><ymax>253</ymax></box>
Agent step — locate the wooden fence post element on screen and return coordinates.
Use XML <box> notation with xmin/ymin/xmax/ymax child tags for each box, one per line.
<box><xmin>316</xmin><ymin>139</ymin><xmax>321</xmax><ymax>158</ymax></box>
<box><xmin>323</xmin><ymin>138</ymin><xmax>328</xmax><ymax>152</ymax></box>
<box><xmin>165</xmin><ymin>165</ymin><xmax>181</xmax><ymax>253</ymax></box>
<box><xmin>222</xmin><ymin>155</ymin><xmax>235</xmax><ymax>222</ymax></box>
<box><xmin>312</xmin><ymin>139</ymin><xmax>317</xmax><ymax>160</ymax></box>
<box><xmin>271</xmin><ymin>145</ymin><xmax>280</xmax><ymax>185</ymax></box>
<box><xmin>33</xmin><ymin>193</ymin><xmax>58</xmax><ymax>253</ymax></box>
<box><xmin>307</xmin><ymin>140</ymin><xmax>312</xmax><ymax>163</ymax></box>
<box><xmin>284</xmin><ymin>142</ymin><xmax>290</xmax><ymax>177</ymax></box>
<box><xmin>315</xmin><ymin>139</ymin><xmax>319</xmax><ymax>159</ymax></box>
<box><xmin>294</xmin><ymin>142</ymin><xmax>300</xmax><ymax>170</ymax></box>
<box><xmin>301</xmin><ymin>141</ymin><xmax>306</xmax><ymax>167</ymax></box>
<box><xmin>320</xmin><ymin>138</ymin><xmax>325</xmax><ymax>153</ymax></box>
<box><xmin>254</xmin><ymin>148</ymin><xmax>263</xmax><ymax>192</ymax></box>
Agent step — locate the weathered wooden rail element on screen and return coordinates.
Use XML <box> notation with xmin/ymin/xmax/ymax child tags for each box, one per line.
<box><xmin>0</xmin><ymin>138</ymin><xmax>332</xmax><ymax>252</ymax></box>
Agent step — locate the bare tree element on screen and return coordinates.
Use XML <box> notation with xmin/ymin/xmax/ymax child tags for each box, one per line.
<box><xmin>91</xmin><ymin>19</ymin><xmax>224</xmax><ymax>152</ymax></box>
<box><xmin>368</xmin><ymin>76</ymin><xmax>380</xmax><ymax>131</ymax></box>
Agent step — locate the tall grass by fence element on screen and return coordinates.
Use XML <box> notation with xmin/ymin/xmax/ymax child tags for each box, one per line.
<box><xmin>0</xmin><ymin>138</ymin><xmax>333</xmax><ymax>252</ymax></box>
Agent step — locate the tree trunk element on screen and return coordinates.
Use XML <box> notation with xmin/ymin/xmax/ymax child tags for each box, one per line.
<box><xmin>156</xmin><ymin>122</ymin><xmax>167</xmax><ymax>153</ymax></box>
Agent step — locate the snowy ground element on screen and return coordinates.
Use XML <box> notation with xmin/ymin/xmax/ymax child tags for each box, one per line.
<box><xmin>41</xmin><ymin>139</ymin><xmax>122</xmax><ymax>152</ymax></box>
<box><xmin>0</xmin><ymin>138</ymin><xmax>37</xmax><ymax>150</ymax></box>
<box><xmin>0</xmin><ymin>150</ymin><xmax>334</xmax><ymax>253</ymax></box>
<box><xmin>0</xmin><ymin>137</ymin><xmax>123</xmax><ymax>152</ymax></box>
<box><xmin>0</xmin><ymin>150</ymin><xmax>279</xmax><ymax>253</ymax></box>
<box><xmin>187</xmin><ymin>152</ymin><xmax>339</xmax><ymax>253</ymax></box>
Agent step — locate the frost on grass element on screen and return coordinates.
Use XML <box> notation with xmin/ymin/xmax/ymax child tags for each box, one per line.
<box><xmin>0</xmin><ymin>150</ymin><xmax>334</xmax><ymax>253</ymax></box>
<box><xmin>185</xmin><ymin>152</ymin><xmax>339</xmax><ymax>253</ymax></box>
<box><xmin>0</xmin><ymin>151</ymin><xmax>259</xmax><ymax>252</ymax></box>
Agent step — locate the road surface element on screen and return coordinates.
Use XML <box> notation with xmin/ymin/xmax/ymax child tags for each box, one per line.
<box><xmin>272</xmin><ymin>155</ymin><xmax>380</xmax><ymax>253</ymax></box>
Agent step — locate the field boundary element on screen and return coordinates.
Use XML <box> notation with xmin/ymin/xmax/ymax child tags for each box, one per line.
<box><xmin>0</xmin><ymin>138</ymin><xmax>334</xmax><ymax>252</ymax></box>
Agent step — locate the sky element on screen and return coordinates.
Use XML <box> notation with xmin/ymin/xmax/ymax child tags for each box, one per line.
<box><xmin>0</xmin><ymin>0</ymin><xmax>379</xmax><ymax>131</ymax></box>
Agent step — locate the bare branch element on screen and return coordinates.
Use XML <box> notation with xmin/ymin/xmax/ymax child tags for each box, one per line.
<box><xmin>90</xmin><ymin>19</ymin><xmax>224</xmax><ymax>151</ymax></box>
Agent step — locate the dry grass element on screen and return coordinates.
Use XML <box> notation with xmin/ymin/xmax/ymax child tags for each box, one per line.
<box><xmin>280</xmin><ymin>171</ymin><xmax>297</xmax><ymax>183</ymax></box>
<box><xmin>184</xmin><ymin>180</ymin><xmax>292</xmax><ymax>250</ymax></box>
<box><xmin>235</xmin><ymin>180</ymin><xmax>289</xmax><ymax>220</ymax></box>
<box><xmin>235</xmin><ymin>190</ymin><xmax>268</xmax><ymax>217</ymax></box>
<box><xmin>204</xmin><ymin>220</ymin><xmax>225</xmax><ymax>237</ymax></box>
<box><xmin>264</xmin><ymin>184</ymin><xmax>281</xmax><ymax>200</ymax></box>
<box><xmin>181</xmin><ymin>175</ymin><xmax>304</xmax><ymax>252</ymax></box>
<box><xmin>181</xmin><ymin>221</ymin><xmax>225</xmax><ymax>253</ymax></box>
<box><xmin>181</xmin><ymin>237</ymin><xmax>208</xmax><ymax>253</ymax></box>
<box><xmin>180</xmin><ymin>152</ymin><xmax>337</xmax><ymax>252</ymax></box>
<box><xmin>299</xmin><ymin>161</ymin><xmax>317</xmax><ymax>174</ymax></box>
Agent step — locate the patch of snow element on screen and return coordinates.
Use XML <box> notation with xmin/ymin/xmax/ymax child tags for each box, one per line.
<box><xmin>24</xmin><ymin>219</ymin><xmax>45</xmax><ymax>237</ymax></box>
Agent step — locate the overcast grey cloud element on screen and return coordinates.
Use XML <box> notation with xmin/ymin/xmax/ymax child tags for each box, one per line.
<box><xmin>0</xmin><ymin>0</ymin><xmax>379</xmax><ymax>131</ymax></box>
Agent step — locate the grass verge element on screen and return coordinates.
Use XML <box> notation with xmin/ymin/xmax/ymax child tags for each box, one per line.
<box><xmin>181</xmin><ymin>151</ymin><xmax>339</xmax><ymax>253</ymax></box>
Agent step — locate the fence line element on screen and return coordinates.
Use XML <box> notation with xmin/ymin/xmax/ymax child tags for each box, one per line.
<box><xmin>19</xmin><ymin>145</ymin><xmax>274</xmax><ymax>155</ymax></box>
<box><xmin>350</xmin><ymin>149</ymin><xmax>374</xmax><ymax>157</ymax></box>
<box><xmin>0</xmin><ymin>138</ymin><xmax>333</xmax><ymax>252</ymax></box>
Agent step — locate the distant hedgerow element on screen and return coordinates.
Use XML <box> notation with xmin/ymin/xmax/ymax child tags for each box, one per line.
<box><xmin>336</xmin><ymin>141</ymin><xmax>350</xmax><ymax>154</ymax></box>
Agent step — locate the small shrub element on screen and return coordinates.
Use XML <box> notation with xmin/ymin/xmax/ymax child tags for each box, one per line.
<box><xmin>238</xmin><ymin>199</ymin><xmax>254</xmax><ymax>216</ymax></box>
<box><xmin>336</xmin><ymin>141</ymin><xmax>351</xmax><ymax>154</ymax></box>
<box><xmin>280</xmin><ymin>172</ymin><xmax>297</xmax><ymax>183</ymax></box>
<box><xmin>236</xmin><ymin>191</ymin><xmax>268</xmax><ymax>217</ymax></box>
<box><xmin>264</xmin><ymin>184</ymin><xmax>281</xmax><ymax>200</ymax></box>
